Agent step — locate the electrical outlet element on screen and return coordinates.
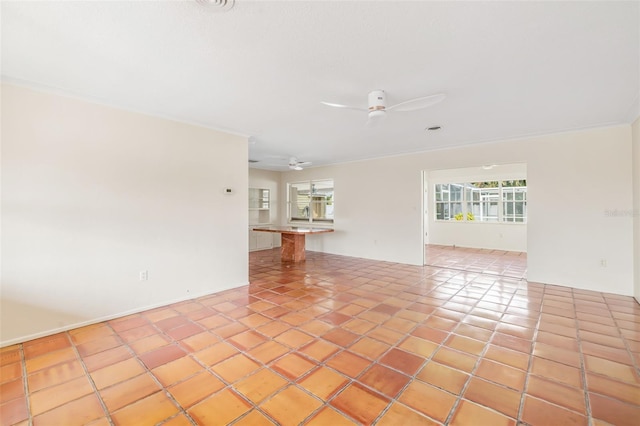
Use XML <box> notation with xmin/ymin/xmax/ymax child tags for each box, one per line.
<box><xmin>140</xmin><ymin>270</ymin><xmax>148</xmax><ymax>281</ymax></box>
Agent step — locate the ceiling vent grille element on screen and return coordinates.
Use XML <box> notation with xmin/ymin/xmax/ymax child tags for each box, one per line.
<box><xmin>195</xmin><ymin>0</ymin><xmax>235</xmax><ymax>12</ymax></box>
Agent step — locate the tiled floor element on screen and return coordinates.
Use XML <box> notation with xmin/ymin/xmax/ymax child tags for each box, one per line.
<box><xmin>425</xmin><ymin>244</ymin><xmax>527</xmax><ymax>280</ymax></box>
<box><xmin>1</xmin><ymin>248</ymin><xmax>639</xmax><ymax>425</ymax></box>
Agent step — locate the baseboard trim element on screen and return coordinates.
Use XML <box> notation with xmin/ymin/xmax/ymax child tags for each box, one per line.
<box><xmin>0</xmin><ymin>281</ymin><xmax>250</xmax><ymax>348</ymax></box>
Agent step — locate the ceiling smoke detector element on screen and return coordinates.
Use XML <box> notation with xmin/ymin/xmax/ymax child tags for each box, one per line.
<box><xmin>195</xmin><ymin>0</ymin><xmax>235</xmax><ymax>12</ymax></box>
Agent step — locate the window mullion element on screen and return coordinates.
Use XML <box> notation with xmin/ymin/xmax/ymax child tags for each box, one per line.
<box><xmin>462</xmin><ymin>186</ymin><xmax>467</xmax><ymax>221</ymax></box>
<box><xmin>498</xmin><ymin>182</ymin><xmax>504</xmax><ymax>221</ymax></box>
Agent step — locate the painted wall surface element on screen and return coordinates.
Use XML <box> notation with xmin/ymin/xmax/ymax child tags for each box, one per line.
<box><xmin>249</xmin><ymin>168</ymin><xmax>281</xmax><ymax>247</ymax></box>
<box><xmin>1</xmin><ymin>84</ymin><xmax>249</xmax><ymax>345</ymax></box>
<box><xmin>427</xmin><ymin>222</ymin><xmax>527</xmax><ymax>253</ymax></box>
<box><xmin>281</xmin><ymin>125</ymin><xmax>634</xmax><ymax>295</ymax></box>
<box><xmin>525</xmin><ymin>127</ymin><xmax>634</xmax><ymax>296</ymax></box>
<box><xmin>426</xmin><ymin>164</ymin><xmax>527</xmax><ymax>252</ymax></box>
<box><xmin>632</xmin><ymin>117</ymin><xmax>640</xmax><ymax>303</ymax></box>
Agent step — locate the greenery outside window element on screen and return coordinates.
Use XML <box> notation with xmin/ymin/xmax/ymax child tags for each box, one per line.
<box><xmin>435</xmin><ymin>180</ymin><xmax>527</xmax><ymax>223</ymax></box>
<box><xmin>465</xmin><ymin>182</ymin><xmax>499</xmax><ymax>222</ymax></box>
<box><xmin>287</xmin><ymin>179</ymin><xmax>334</xmax><ymax>224</ymax></box>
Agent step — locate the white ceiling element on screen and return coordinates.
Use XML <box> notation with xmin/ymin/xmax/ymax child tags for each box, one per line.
<box><xmin>2</xmin><ymin>1</ymin><xmax>639</xmax><ymax>171</ymax></box>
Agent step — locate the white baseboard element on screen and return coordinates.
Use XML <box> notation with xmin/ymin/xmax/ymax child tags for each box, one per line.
<box><xmin>0</xmin><ymin>282</ymin><xmax>250</xmax><ymax>348</ymax></box>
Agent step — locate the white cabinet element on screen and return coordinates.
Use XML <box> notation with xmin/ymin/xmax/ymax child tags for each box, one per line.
<box><xmin>249</xmin><ymin>229</ymin><xmax>274</xmax><ymax>251</ymax></box>
<box><xmin>249</xmin><ymin>188</ymin><xmax>273</xmax><ymax>251</ymax></box>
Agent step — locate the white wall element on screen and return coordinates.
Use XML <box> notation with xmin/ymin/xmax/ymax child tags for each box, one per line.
<box><xmin>426</xmin><ymin>164</ymin><xmax>527</xmax><ymax>252</ymax></box>
<box><xmin>281</xmin><ymin>125</ymin><xmax>634</xmax><ymax>296</ymax></box>
<box><xmin>632</xmin><ymin>117</ymin><xmax>640</xmax><ymax>303</ymax></box>
<box><xmin>283</xmin><ymin>159</ymin><xmax>423</xmax><ymax>264</ymax></box>
<box><xmin>1</xmin><ymin>84</ymin><xmax>249</xmax><ymax>345</ymax></box>
<box><xmin>427</xmin><ymin>222</ymin><xmax>526</xmax><ymax>252</ymax></box>
<box><xmin>249</xmin><ymin>168</ymin><xmax>281</xmax><ymax>247</ymax></box>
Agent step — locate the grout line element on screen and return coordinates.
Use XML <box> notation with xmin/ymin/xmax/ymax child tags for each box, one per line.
<box><xmin>19</xmin><ymin>344</ymin><xmax>33</xmax><ymax>426</ymax></box>
<box><xmin>109</xmin><ymin>316</ymin><xmax>200</xmax><ymax>425</ymax></box>
<box><xmin>442</xmin><ymin>275</ymin><xmax>521</xmax><ymax>425</ymax></box>
<box><xmin>516</xmin><ymin>287</ymin><xmax>543</xmax><ymax>424</ymax></box>
<box><xmin>66</xmin><ymin>329</ymin><xmax>115</xmax><ymax>426</ymax></box>
<box><xmin>572</xmin><ymin>289</ymin><xmax>593</xmax><ymax>426</ymax></box>
<box><xmin>12</xmin><ymin>249</ymin><xmax>639</xmax><ymax>425</ymax></box>
<box><xmin>603</xmin><ymin>296</ymin><xmax>640</xmax><ymax>377</ymax></box>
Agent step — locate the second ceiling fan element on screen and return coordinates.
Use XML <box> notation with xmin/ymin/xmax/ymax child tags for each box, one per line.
<box><xmin>288</xmin><ymin>157</ymin><xmax>312</xmax><ymax>170</ymax></box>
<box><xmin>321</xmin><ymin>90</ymin><xmax>446</xmax><ymax>127</ymax></box>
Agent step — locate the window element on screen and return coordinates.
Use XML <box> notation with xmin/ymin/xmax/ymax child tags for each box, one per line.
<box><xmin>466</xmin><ymin>182</ymin><xmax>499</xmax><ymax>222</ymax></box>
<box><xmin>435</xmin><ymin>183</ymin><xmax>463</xmax><ymax>220</ymax></box>
<box><xmin>435</xmin><ymin>180</ymin><xmax>527</xmax><ymax>223</ymax></box>
<box><xmin>287</xmin><ymin>179</ymin><xmax>334</xmax><ymax>224</ymax></box>
<box><xmin>502</xmin><ymin>180</ymin><xmax>527</xmax><ymax>222</ymax></box>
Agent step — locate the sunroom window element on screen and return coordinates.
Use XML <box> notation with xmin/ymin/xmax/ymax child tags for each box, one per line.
<box><xmin>435</xmin><ymin>180</ymin><xmax>527</xmax><ymax>223</ymax></box>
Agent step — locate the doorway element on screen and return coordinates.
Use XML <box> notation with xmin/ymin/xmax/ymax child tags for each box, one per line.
<box><xmin>422</xmin><ymin>164</ymin><xmax>528</xmax><ymax>279</ymax></box>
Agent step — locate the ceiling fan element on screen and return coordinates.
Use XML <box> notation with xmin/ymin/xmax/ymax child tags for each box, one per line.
<box><xmin>321</xmin><ymin>90</ymin><xmax>446</xmax><ymax>127</ymax></box>
<box><xmin>288</xmin><ymin>157</ymin><xmax>312</xmax><ymax>170</ymax></box>
<box><xmin>263</xmin><ymin>155</ymin><xmax>312</xmax><ymax>170</ymax></box>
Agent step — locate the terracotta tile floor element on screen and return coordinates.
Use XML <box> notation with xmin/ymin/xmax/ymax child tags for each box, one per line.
<box><xmin>426</xmin><ymin>244</ymin><xmax>527</xmax><ymax>279</ymax></box>
<box><xmin>2</xmin><ymin>248</ymin><xmax>639</xmax><ymax>425</ymax></box>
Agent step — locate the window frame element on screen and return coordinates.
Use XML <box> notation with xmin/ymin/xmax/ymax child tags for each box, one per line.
<box><xmin>501</xmin><ymin>185</ymin><xmax>527</xmax><ymax>223</ymax></box>
<box><xmin>435</xmin><ymin>183</ymin><xmax>463</xmax><ymax>221</ymax></box>
<box><xmin>287</xmin><ymin>179</ymin><xmax>334</xmax><ymax>226</ymax></box>
<box><xmin>434</xmin><ymin>180</ymin><xmax>527</xmax><ymax>223</ymax></box>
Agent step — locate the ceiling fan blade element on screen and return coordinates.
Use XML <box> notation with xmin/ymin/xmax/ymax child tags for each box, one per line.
<box><xmin>387</xmin><ymin>93</ymin><xmax>446</xmax><ymax>112</ymax></box>
<box><xmin>297</xmin><ymin>161</ymin><xmax>312</xmax><ymax>166</ymax></box>
<box><xmin>320</xmin><ymin>101</ymin><xmax>367</xmax><ymax>112</ymax></box>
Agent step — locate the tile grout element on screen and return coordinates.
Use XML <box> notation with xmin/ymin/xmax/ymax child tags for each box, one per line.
<box><xmin>3</xmin><ymin>248</ymin><xmax>639</xmax><ymax>425</ymax></box>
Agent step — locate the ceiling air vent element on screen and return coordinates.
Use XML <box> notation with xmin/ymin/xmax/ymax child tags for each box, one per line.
<box><xmin>195</xmin><ymin>0</ymin><xmax>235</xmax><ymax>12</ymax></box>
